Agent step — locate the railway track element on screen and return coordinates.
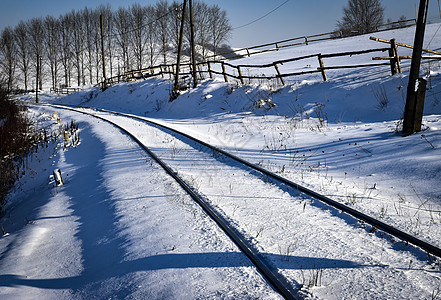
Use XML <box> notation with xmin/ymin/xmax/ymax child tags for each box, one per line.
<box><xmin>36</xmin><ymin>103</ymin><xmax>441</xmax><ymax>299</ymax></box>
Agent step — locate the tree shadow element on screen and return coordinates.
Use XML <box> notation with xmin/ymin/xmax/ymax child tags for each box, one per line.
<box><xmin>0</xmin><ymin>251</ymin><xmax>367</xmax><ymax>290</ymax></box>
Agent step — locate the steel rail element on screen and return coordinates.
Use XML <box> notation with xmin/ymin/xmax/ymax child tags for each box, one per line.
<box><xmin>42</xmin><ymin>103</ymin><xmax>299</xmax><ymax>300</ymax></box>
<box><xmin>75</xmin><ymin>105</ymin><xmax>441</xmax><ymax>260</ymax></box>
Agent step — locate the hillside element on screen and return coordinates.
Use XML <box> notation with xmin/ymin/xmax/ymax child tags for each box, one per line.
<box><xmin>2</xmin><ymin>24</ymin><xmax>441</xmax><ymax>299</ymax></box>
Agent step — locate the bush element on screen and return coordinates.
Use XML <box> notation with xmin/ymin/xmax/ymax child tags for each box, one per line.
<box><xmin>0</xmin><ymin>88</ymin><xmax>44</xmax><ymax>212</ymax></box>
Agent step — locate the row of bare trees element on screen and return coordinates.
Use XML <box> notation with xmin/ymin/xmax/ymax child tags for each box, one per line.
<box><xmin>0</xmin><ymin>0</ymin><xmax>232</xmax><ymax>92</ymax></box>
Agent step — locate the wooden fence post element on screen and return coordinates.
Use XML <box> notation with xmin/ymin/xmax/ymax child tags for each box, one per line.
<box><xmin>391</xmin><ymin>39</ymin><xmax>401</xmax><ymax>73</ymax></box>
<box><xmin>318</xmin><ymin>54</ymin><xmax>327</xmax><ymax>81</ymax></box>
<box><xmin>221</xmin><ymin>62</ymin><xmax>228</xmax><ymax>82</ymax></box>
<box><xmin>237</xmin><ymin>66</ymin><xmax>244</xmax><ymax>85</ymax></box>
<box><xmin>305</xmin><ymin>36</ymin><xmax>309</xmax><ymax>45</ymax></box>
<box><xmin>246</xmin><ymin>48</ymin><xmax>250</xmax><ymax>57</ymax></box>
<box><xmin>207</xmin><ymin>62</ymin><xmax>213</xmax><ymax>79</ymax></box>
<box><xmin>388</xmin><ymin>46</ymin><xmax>397</xmax><ymax>75</ymax></box>
<box><xmin>197</xmin><ymin>65</ymin><xmax>203</xmax><ymax>80</ymax></box>
<box><xmin>273</xmin><ymin>63</ymin><xmax>285</xmax><ymax>85</ymax></box>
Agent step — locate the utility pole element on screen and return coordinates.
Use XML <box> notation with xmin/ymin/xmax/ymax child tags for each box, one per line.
<box><xmin>100</xmin><ymin>14</ymin><xmax>107</xmax><ymax>90</ymax></box>
<box><xmin>403</xmin><ymin>0</ymin><xmax>429</xmax><ymax>135</ymax></box>
<box><xmin>173</xmin><ymin>0</ymin><xmax>187</xmax><ymax>95</ymax></box>
<box><xmin>189</xmin><ymin>0</ymin><xmax>198</xmax><ymax>88</ymax></box>
<box><xmin>36</xmin><ymin>53</ymin><xmax>39</xmax><ymax>103</ymax></box>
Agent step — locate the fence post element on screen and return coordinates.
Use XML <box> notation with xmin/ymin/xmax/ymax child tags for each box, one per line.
<box><xmin>207</xmin><ymin>62</ymin><xmax>213</xmax><ymax>79</ymax></box>
<box><xmin>221</xmin><ymin>62</ymin><xmax>228</xmax><ymax>82</ymax></box>
<box><xmin>273</xmin><ymin>63</ymin><xmax>285</xmax><ymax>86</ymax></box>
<box><xmin>197</xmin><ymin>65</ymin><xmax>203</xmax><ymax>80</ymax></box>
<box><xmin>237</xmin><ymin>66</ymin><xmax>244</xmax><ymax>85</ymax></box>
<box><xmin>391</xmin><ymin>39</ymin><xmax>401</xmax><ymax>73</ymax></box>
<box><xmin>246</xmin><ymin>48</ymin><xmax>250</xmax><ymax>57</ymax></box>
<box><xmin>318</xmin><ymin>54</ymin><xmax>327</xmax><ymax>81</ymax></box>
<box><xmin>388</xmin><ymin>42</ymin><xmax>397</xmax><ymax>75</ymax></box>
<box><xmin>305</xmin><ymin>36</ymin><xmax>309</xmax><ymax>45</ymax></box>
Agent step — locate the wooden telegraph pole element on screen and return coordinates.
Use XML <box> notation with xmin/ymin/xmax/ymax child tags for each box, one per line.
<box><xmin>100</xmin><ymin>14</ymin><xmax>107</xmax><ymax>90</ymax></box>
<box><xmin>35</xmin><ymin>53</ymin><xmax>39</xmax><ymax>103</ymax></box>
<box><xmin>173</xmin><ymin>0</ymin><xmax>187</xmax><ymax>94</ymax></box>
<box><xmin>403</xmin><ymin>0</ymin><xmax>429</xmax><ymax>135</ymax></box>
<box><xmin>189</xmin><ymin>0</ymin><xmax>198</xmax><ymax>88</ymax></box>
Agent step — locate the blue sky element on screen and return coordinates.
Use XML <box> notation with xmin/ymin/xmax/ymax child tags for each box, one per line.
<box><xmin>1</xmin><ymin>0</ymin><xmax>440</xmax><ymax>47</ymax></box>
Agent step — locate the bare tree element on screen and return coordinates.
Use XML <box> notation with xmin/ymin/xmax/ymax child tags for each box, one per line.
<box><xmin>169</xmin><ymin>1</ymin><xmax>183</xmax><ymax>51</ymax></box>
<box><xmin>71</xmin><ymin>10</ymin><xmax>85</xmax><ymax>86</ymax></box>
<box><xmin>14</xmin><ymin>21</ymin><xmax>30</xmax><ymax>91</ymax></box>
<box><xmin>155</xmin><ymin>0</ymin><xmax>170</xmax><ymax>64</ymax></box>
<box><xmin>91</xmin><ymin>10</ymin><xmax>102</xmax><ymax>84</ymax></box>
<box><xmin>208</xmin><ymin>5</ymin><xmax>232</xmax><ymax>58</ymax></box>
<box><xmin>336</xmin><ymin>0</ymin><xmax>384</xmax><ymax>35</ymax></box>
<box><xmin>83</xmin><ymin>7</ymin><xmax>96</xmax><ymax>85</ymax></box>
<box><xmin>146</xmin><ymin>6</ymin><xmax>159</xmax><ymax>67</ymax></box>
<box><xmin>1</xmin><ymin>0</ymin><xmax>233</xmax><ymax>88</ymax></box>
<box><xmin>44</xmin><ymin>15</ymin><xmax>61</xmax><ymax>90</ymax></box>
<box><xmin>98</xmin><ymin>4</ymin><xmax>114</xmax><ymax>79</ymax></box>
<box><xmin>60</xmin><ymin>14</ymin><xmax>73</xmax><ymax>86</ymax></box>
<box><xmin>28</xmin><ymin>18</ymin><xmax>45</xmax><ymax>90</ymax></box>
<box><xmin>114</xmin><ymin>7</ymin><xmax>131</xmax><ymax>74</ymax></box>
<box><xmin>0</xmin><ymin>27</ymin><xmax>16</xmax><ymax>92</ymax></box>
<box><xmin>193</xmin><ymin>1</ymin><xmax>210</xmax><ymax>60</ymax></box>
<box><xmin>130</xmin><ymin>4</ymin><xmax>148</xmax><ymax>70</ymax></box>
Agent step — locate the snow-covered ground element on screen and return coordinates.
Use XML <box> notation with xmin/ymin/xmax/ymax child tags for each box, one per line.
<box><xmin>2</xmin><ymin>24</ymin><xmax>441</xmax><ymax>298</ymax></box>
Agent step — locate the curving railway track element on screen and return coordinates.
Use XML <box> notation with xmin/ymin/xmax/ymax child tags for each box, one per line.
<box><xmin>36</xmin><ymin>103</ymin><xmax>441</xmax><ymax>299</ymax></box>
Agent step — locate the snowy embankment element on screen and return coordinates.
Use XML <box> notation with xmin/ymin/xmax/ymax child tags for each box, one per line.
<box><xmin>40</xmin><ymin>24</ymin><xmax>441</xmax><ymax>245</ymax></box>
<box><xmin>1</xmin><ymin>24</ymin><xmax>441</xmax><ymax>298</ymax></box>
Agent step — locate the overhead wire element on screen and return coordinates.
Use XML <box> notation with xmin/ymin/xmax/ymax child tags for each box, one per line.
<box><xmin>424</xmin><ymin>0</ymin><xmax>441</xmax><ymax>51</ymax></box>
<box><xmin>106</xmin><ymin>2</ymin><xmax>183</xmax><ymax>40</ymax></box>
<box><xmin>233</xmin><ymin>0</ymin><xmax>290</xmax><ymax>30</ymax></box>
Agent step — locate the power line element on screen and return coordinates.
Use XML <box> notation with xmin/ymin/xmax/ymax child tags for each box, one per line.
<box><xmin>233</xmin><ymin>0</ymin><xmax>290</xmax><ymax>30</ymax></box>
<box><xmin>107</xmin><ymin>3</ymin><xmax>183</xmax><ymax>39</ymax></box>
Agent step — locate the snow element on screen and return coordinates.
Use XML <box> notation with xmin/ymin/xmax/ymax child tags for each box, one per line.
<box><xmin>2</xmin><ymin>24</ymin><xmax>441</xmax><ymax>298</ymax></box>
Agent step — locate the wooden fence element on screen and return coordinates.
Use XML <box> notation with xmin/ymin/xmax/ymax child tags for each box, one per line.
<box><xmin>50</xmin><ymin>87</ymin><xmax>81</xmax><ymax>94</ymax></box>
<box><xmin>104</xmin><ymin>45</ymin><xmax>398</xmax><ymax>87</ymax></box>
<box><xmin>182</xmin><ymin>18</ymin><xmax>417</xmax><ymax>62</ymax></box>
<box><xmin>99</xmin><ymin>19</ymin><xmax>426</xmax><ymax>89</ymax></box>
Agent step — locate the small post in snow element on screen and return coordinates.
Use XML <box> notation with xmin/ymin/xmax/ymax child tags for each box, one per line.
<box><xmin>274</xmin><ymin>63</ymin><xmax>285</xmax><ymax>86</ymax></box>
<box><xmin>221</xmin><ymin>62</ymin><xmax>228</xmax><ymax>82</ymax></box>
<box><xmin>317</xmin><ymin>54</ymin><xmax>327</xmax><ymax>81</ymax></box>
<box><xmin>1</xmin><ymin>224</ymin><xmax>8</xmax><ymax>236</ymax></box>
<box><xmin>53</xmin><ymin>169</ymin><xmax>64</xmax><ymax>186</ymax></box>
<box><xmin>207</xmin><ymin>62</ymin><xmax>213</xmax><ymax>79</ymax></box>
<box><xmin>237</xmin><ymin>66</ymin><xmax>244</xmax><ymax>85</ymax></box>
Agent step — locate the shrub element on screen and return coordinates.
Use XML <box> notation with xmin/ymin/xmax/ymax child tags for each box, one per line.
<box><xmin>0</xmin><ymin>88</ymin><xmax>45</xmax><ymax>212</ymax></box>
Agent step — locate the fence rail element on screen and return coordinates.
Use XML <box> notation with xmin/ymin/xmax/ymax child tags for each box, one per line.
<box><xmin>192</xmin><ymin>19</ymin><xmax>417</xmax><ymax>62</ymax></box>
<box><xmin>98</xmin><ymin>19</ymin><xmax>424</xmax><ymax>89</ymax></box>
<box><xmin>50</xmin><ymin>87</ymin><xmax>81</xmax><ymax>94</ymax></box>
<box><xmin>103</xmin><ymin>45</ymin><xmax>397</xmax><ymax>87</ymax></box>
<box><xmin>177</xmin><ymin>19</ymin><xmax>417</xmax><ymax>63</ymax></box>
